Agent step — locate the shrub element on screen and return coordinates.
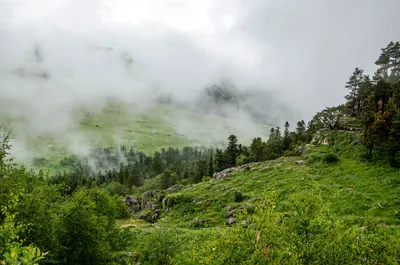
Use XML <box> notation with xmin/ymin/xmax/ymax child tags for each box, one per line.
<box><xmin>104</xmin><ymin>181</ymin><xmax>128</xmax><ymax>196</ymax></box>
<box><xmin>232</xmin><ymin>191</ymin><xmax>245</xmax><ymax>203</ymax></box>
<box><xmin>322</xmin><ymin>153</ymin><xmax>339</xmax><ymax>163</ymax></box>
<box><xmin>136</xmin><ymin>229</ymin><xmax>181</xmax><ymax>265</ymax></box>
<box><xmin>0</xmin><ymin>195</ymin><xmax>47</xmax><ymax>265</ymax></box>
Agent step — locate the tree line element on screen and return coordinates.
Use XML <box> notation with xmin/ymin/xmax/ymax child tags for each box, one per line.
<box><xmin>50</xmin><ymin>119</ymin><xmax>309</xmax><ymax>193</ymax></box>
<box><xmin>343</xmin><ymin>41</ymin><xmax>400</xmax><ymax>163</ymax></box>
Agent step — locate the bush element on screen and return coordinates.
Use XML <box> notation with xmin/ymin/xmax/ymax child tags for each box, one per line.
<box><xmin>232</xmin><ymin>191</ymin><xmax>245</xmax><ymax>203</ymax></box>
<box><xmin>59</xmin><ymin>189</ymin><xmax>112</xmax><ymax>265</ymax></box>
<box><xmin>322</xmin><ymin>153</ymin><xmax>340</xmax><ymax>163</ymax></box>
<box><xmin>202</xmin><ymin>176</ymin><xmax>211</xmax><ymax>182</ymax></box>
<box><xmin>135</xmin><ymin>229</ymin><xmax>182</xmax><ymax>265</ymax></box>
<box><xmin>183</xmin><ymin>186</ymin><xmax>400</xmax><ymax>264</ymax></box>
<box><xmin>104</xmin><ymin>181</ymin><xmax>128</xmax><ymax>196</ymax></box>
<box><xmin>0</xmin><ymin>195</ymin><xmax>47</xmax><ymax>265</ymax></box>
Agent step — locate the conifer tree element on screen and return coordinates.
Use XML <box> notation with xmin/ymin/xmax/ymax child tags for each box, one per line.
<box><xmin>283</xmin><ymin>121</ymin><xmax>292</xmax><ymax>151</ymax></box>
<box><xmin>225</xmin><ymin>135</ymin><xmax>239</xmax><ymax>167</ymax></box>
<box><xmin>208</xmin><ymin>150</ymin><xmax>214</xmax><ymax>177</ymax></box>
<box><xmin>345</xmin><ymin>67</ymin><xmax>364</xmax><ymax>115</ymax></box>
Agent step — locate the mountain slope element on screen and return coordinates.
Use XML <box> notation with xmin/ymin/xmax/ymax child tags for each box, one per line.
<box><xmin>1</xmin><ymin>101</ymin><xmax>271</xmax><ymax>173</ymax></box>
<box><xmin>119</xmin><ymin>131</ymin><xmax>400</xmax><ymax>264</ymax></box>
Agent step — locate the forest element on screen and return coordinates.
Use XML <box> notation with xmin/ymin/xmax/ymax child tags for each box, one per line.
<box><xmin>0</xmin><ymin>41</ymin><xmax>400</xmax><ymax>264</ymax></box>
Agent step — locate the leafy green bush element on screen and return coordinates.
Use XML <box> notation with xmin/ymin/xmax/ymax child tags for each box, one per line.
<box><xmin>134</xmin><ymin>229</ymin><xmax>182</xmax><ymax>265</ymax></box>
<box><xmin>104</xmin><ymin>181</ymin><xmax>128</xmax><ymax>196</ymax></box>
<box><xmin>0</xmin><ymin>194</ymin><xmax>47</xmax><ymax>265</ymax></box>
<box><xmin>181</xmin><ymin>185</ymin><xmax>400</xmax><ymax>264</ymax></box>
<box><xmin>322</xmin><ymin>153</ymin><xmax>340</xmax><ymax>163</ymax></box>
<box><xmin>232</xmin><ymin>190</ymin><xmax>245</xmax><ymax>203</ymax></box>
<box><xmin>59</xmin><ymin>189</ymin><xmax>112</xmax><ymax>264</ymax></box>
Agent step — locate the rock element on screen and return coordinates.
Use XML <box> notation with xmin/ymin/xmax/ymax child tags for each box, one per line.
<box><xmin>141</xmin><ymin>191</ymin><xmax>160</xmax><ymax>210</ymax></box>
<box><xmin>249</xmin><ymin>197</ymin><xmax>261</xmax><ymax>202</ymax></box>
<box><xmin>213</xmin><ymin>164</ymin><xmax>252</xmax><ymax>180</ymax></box>
<box><xmin>166</xmin><ymin>185</ymin><xmax>182</xmax><ymax>193</ymax></box>
<box><xmin>226</xmin><ymin>209</ymin><xmax>238</xmax><ymax>218</ymax></box>
<box><xmin>295</xmin><ymin>160</ymin><xmax>306</xmax><ymax>165</ymax></box>
<box><xmin>139</xmin><ymin>190</ymin><xmax>167</xmax><ymax>221</ymax></box>
<box><xmin>244</xmin><ymin>203</ymin><xmax>255</xmax><ymax>210</ymax></box>
<box><xmin>162</xmin><ymin>197</ymin><xmax>168</xmax><ymax>211</ymax></box>
<box><xmin>123</xmin><ymin>195</ymin><xmax>141</xmax><ymax>214</ymax></box>
<box><xmin>193</xmin><ymin>217</ymin><xmax>206</xmax><ymax>227</ymax></box>
<box><xmin>297</xmin><ymin>145</ymin><xmax>304</xmax><ymax>155</ymax></box>
<box><xmin>139</xmin><ymin>211</ymin><xmax>150</xmax><ymax>221</ymax></box>
<box><xmin>226</xmin><ymin>217</ymin><xmax>237</xmax><ymax>226</ymax></box>
<box><xmin>193</xmin><ymin>198</ymin><xmax>202</xmax><ymax>203</ymax></box>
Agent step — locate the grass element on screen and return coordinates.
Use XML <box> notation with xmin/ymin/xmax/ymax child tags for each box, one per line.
<box><xmin>1</xmin><ymin>101</ymin><xmax>271</xmax><ymax>173</ymax></box>
<box><xmin>120</xmin><ymin>132</ymin><xmax>400</xmax><ymax>229</ymax></box>
<box><xmin>118</xmin><ymin>131</ymin><xmax>400</xmax><ymax>264</ymax></box>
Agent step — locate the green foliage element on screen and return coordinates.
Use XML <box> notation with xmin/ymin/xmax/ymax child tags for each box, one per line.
<box><xmin>179</xmin><ymin>186</ymin><xmax>400</xmax><ymax>264</ymax></box>
<box><xmin>58</xmin><ymin>188</ymin><xmax>125</xmax><ymax>264</ymax></box>
<box><xmin>232</xmin><ymin>190</ymin><xmax>245</xmax><ymax>203</ymax></box>
<box><xmin>322</xmin><ymin>153</ymin><xmax>340</xmax><ymax>164</ymax></box>
<box><xmin>308</xmin><ymin>106</ymin><xmax>344</xmax><ymax>135</ymax></box>
<box><xmin>226</xmin><ymin>135</ymin><xmax>239</xmax><ymax>167</ymax></box>
<box><xmin>0</xmin><ymin>194</ymin><xmax>47</xmax><ymax>265</ymax></box>
<box><xmin>342</xmin><ymin>41</ymin><xmax>400</xmax><ymax>164</ymax></box>
<box><xmin>133</xmin><ymin>229</ymin><xmax>181</xmax><ymax>265</ymax></box>
<box><xmin>249</xmin><ymin>137</ymin><xmax>267</xmax><ymax>162</ymax></box>
<box><xmin>103</xmin><ymin>181</ymin><xmax>128</xmax><ymax>196</ymax></box>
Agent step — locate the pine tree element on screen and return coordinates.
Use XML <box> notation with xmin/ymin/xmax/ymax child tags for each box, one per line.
<box><xmin>152</xmin><ymin>151</ymin><xmax>164</xmax><ymax>175</ymax></box>
<box><xmin>161</xmin><ymin>169</ymin><xmax>173</xmax><ymax>189</ymax></box>
<box><xmin>208</xmin><ymin>150</ymin><xmax>214</xmax><ymax>177</ymax></box>
<box><xmin>250</xmin><ymin>137</ymin><xmax>267</xmax><ymax>162</ymax></box>
<box><xmin>345</xmin><ymin>67</ymin><xmax>364</xmax><ymax>115</ymax></box>
<box><xmin>283</xmin><ymin>121</ymin><xmax>292</xmax><ymax>151</ymax></box>
<box><xmin>193</xmin><ymin>159</ymin><xmax>207</xmax><ymax>183</ymax></box>
<box><xmin>266</xmin><ymin>127</ymin><xmax>283</xmax><ymax>159</ymax></box>
<box><xmin>375</xmin><ymin>41</ymin><xmax>400</xmax><ymax>83</ymax></box>
<box><xmin>295</xmin><ymin>120</ymin><xmax>307</xmax><ymax>143</ymax></box>
<box><xmin>225</xmin><ymin>135</ymin><xmax>239</xmax><ymax>167</ymax></box>
<box><xmin>215</xmin><ymin>148</ymin><xmax>226</xmax><ymax>172</ymax></box>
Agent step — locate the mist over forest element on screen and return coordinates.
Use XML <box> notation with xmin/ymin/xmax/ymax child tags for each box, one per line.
<box><xmin>1</xmin><ymin>0</ymin><xmax>399</xmax><ymax>164</ymax></box>
<box><xmin>1</xmin><ymin>1</ymin><xmax>400</xmax><ymax>265</ymax></box>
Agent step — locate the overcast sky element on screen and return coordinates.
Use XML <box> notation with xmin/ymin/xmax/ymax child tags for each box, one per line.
<box><xmin>1</xmin><ymin>0</ymin><xmax>400</xmax><ymax>122</ymax></box>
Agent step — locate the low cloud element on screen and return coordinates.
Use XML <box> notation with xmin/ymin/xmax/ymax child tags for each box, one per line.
<box><xmin>1</xmin><ymin>0</ymin><xmax>399</xmax><ymax>163</ymax></box>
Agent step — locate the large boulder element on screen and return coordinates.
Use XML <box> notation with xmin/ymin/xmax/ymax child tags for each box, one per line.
<box><xmin>213</xmin><ymin>164</ymin><xmax>251</xmax><ymax>180</ymax></box>
<box><xmin>166</xmin><ymin>185</ymin><xmax>182</xmax><ymax>193</ymax></box>
<box><xmin>123</xmin><ymin>195</ymin><xmax>141</xmax><ymax>214</ymax></box>
<box><xmin>141</xmin><ymin>191</ymin><xmax>163</xmax><ymax>210</ymax></box>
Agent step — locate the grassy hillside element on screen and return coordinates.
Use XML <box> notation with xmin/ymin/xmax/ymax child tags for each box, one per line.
<box><xmin>118</xmin><ymin>131</ymin><xmax>400</xmax><ymax>264</ymax></box>
<box><xmin>1</xmin><ymin>101</ymin><xmax>271</xmax><ymax>173</ymax></box>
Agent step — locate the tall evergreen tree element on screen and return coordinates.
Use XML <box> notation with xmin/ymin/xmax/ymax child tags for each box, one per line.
<box><xmin>283</xmin><ymin>121</ymin><xmax>292</xmax><ymax>151</ymax></box>
<box><xmin>345</xmin><ymin>67</ymin><xmax>364</xmax><ymax>116</ymax></box>
<box><xmin>250</xmin><ymin>137</ymin><xmax>267</xmax><ymax>162</ymax></box>
<box><xmin>295</xmin><ymin>120</ymin><xmax>307</xmax><ymax>143</ymax></box>
<box><xmin>208</xmin><ymin>151</ymin><xmax>214</xmax><ymax>177</ymax></box>
<box><xmin>375</xmin><ymin>41</ymin><xmax>400</xmax><ymax>83</ymax></box>
<box><xmin>225</xmin><ymin>135</ymin><xmax>239</xmax><ymax>167</ymax></box>
<box><xmin>215</xmin><ymin>148</ymin><xmax>226</xmax><ymax>172</ymax></box>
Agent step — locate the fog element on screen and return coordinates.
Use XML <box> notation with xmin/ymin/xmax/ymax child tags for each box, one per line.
<box><xmin>1</xmin><ymin>0</ymin><xmax>399</xmax><ymax>163</ymax></box>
